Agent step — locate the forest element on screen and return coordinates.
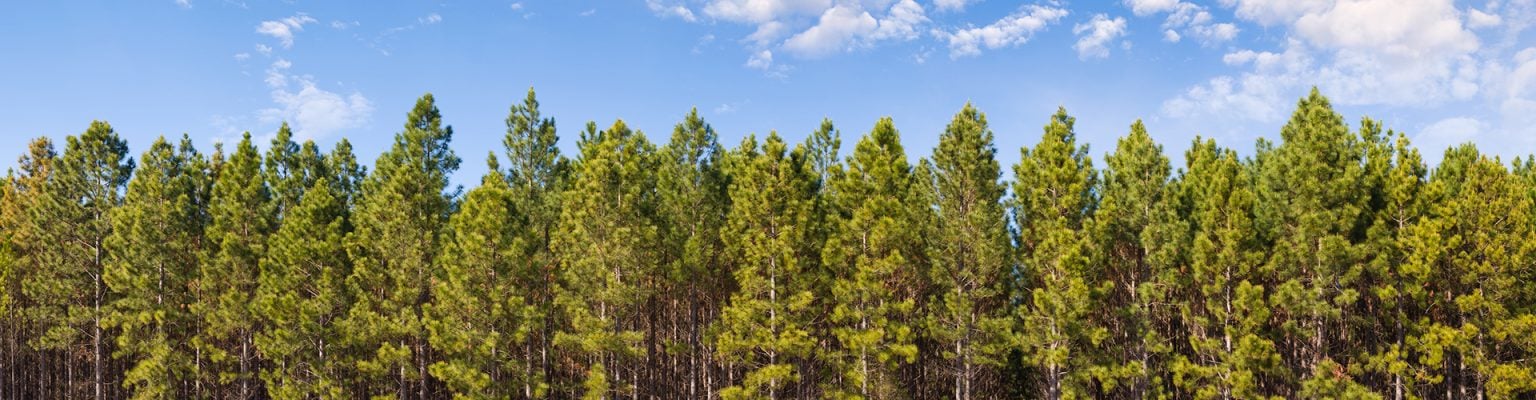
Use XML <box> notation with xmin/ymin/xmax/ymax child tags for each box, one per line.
<box><xmin>0</xmin><ymin>87</ymin><xmax>1533</xmax><ymax>400</ymax></box>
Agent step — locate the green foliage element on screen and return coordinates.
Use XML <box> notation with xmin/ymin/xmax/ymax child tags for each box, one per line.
<box><xmin>104</xmin><ymin>135</ymin><xmax>208</xmax><ymax>399</ymax></box>
<box><xmin>822</xmin><ymin>117</ymin><xmax>921</xmax><ymax>399</ymax></box>
<box><xmin>4</xmin><ymin>88</ymin><xmax>1536</xmax><ymax>400</ymax></box>
<box><xmin>339</xmin><ymin>93</ymin><xmax>460</xmax><ymax>397</ymax></box>
<box><xmin>553</xmin><ymin>119</ymin><xmax>658</xmax><ymax>398</ymax></box>
<box><xmin>1088</xmin><ymin>120</ymin><xmax>1170</xmax><ymax>397</ymax></box>
<box><xmin>920</xmin><ymin>103</ymin><xmax>1012</xmax><ymax>400</ymax></box>
<box><xmin>1010</xmin><ymin>107</ymin><xmax>1098</xmax><ymax>399</ymax></box>
<box><xmin>715</xmin><ymin>133</ymin><xmax>818</xmax><ymax>399</ymax></box>
<box><xmin>25</xmin><ymin>121</ymin><xmax>134</xmax><ymax>399</ymax></box>
<box><xmin>424</xmin><ymin>156</ymin><xmax>538</xmax><ymax>399</ymax></box>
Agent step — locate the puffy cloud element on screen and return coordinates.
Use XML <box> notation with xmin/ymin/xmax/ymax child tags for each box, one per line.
<box><xmin>1468</xmin><ymin>8</ymin><xmax>1502</xmax><ymax>29</ymax></box>
<box><xmin>1220</xmin><ymin>0</ymin><xmax>1331</xmax><ymax>26</ymax></box>
<box><xmin>1164</xmin><ymin>39</ymin><xmax>1312</xmax><ymax>121</ymax></box>
<box><xmin>702</xmin><ymin>0</ymin><xmax>832</xmax><ymax>24</ymax></box>
<box><xmin>1073</xmin><ymin>14</ymin><xmax>1128</xmax><ymax>59</ymax></box>
<box><xmin>1125</xmin><ymin>0</ymin><xmax>1180</xmax><ymax>16</ymax></box>
<box><xmin>746</xmin><ymin>49</ymin><xmax>775</xmax><ymax>69</ymax></box>
<box><xmin>1135</xmin><ymin>1</ymin><xmax>1239</xmax><ymax>45</ymax></box>
<box><xmin>256</xmin><ymin>14</ymin><xmax>318</xmax><ymax>48</ymax></box>
<box><xmin>935</xmin><ymin>0</ymin><xmax>974</xmax><ymax>12</ymax></box>
<box><xmin>647</xmin><ymin>0</ymin><xmax>698</xmax><ymax>22</ymax></box>
<box><xmin>781</xmin><ymin>0</ymin><xmax>927</xmax><ymax>57</ymax></box>
<box><xmin>259</xmin><ymin>60</ymin><xmax>373</xmax><ymax>140</ymax></box>
<box><xmin>1168</xmin><ymin>0</ymin><xmax>1488</xmax><ymax>125</ymax></box>
<box><xmin>936</xmin><ymin>4</ymin><xmax>1069</xmax><ymax>58</ymax></box>
<box><xmin>419</xmin><ymin>13</ymin><xmax>442</xmax><ymax>25</ymax></box>
<box><xmin>1414</xmin><ymin>116</ymin><xmax>1486</xmax><ymax>155</ymax></box>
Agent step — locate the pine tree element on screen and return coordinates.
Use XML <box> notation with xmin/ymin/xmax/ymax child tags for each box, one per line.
<box><xmin>502</xmin><ymin>87</ymin><xmax>565</xmax><ymax>398</ymax></box>
<box><xmin>553</xmin><ymin>119</ymin><xmax>658</xmax><ymax>399</ymax></box>
<box><xmin>1155</xmin><ymin>139</ymin><xmax>1285</xmax><ymax>399</ymax></box>
<box><xmin>714</xmin><ymin>133</ymin><xmax>818</xmax><ymax>400</ymax></box>
<box><xmin>104</xmin><ymin>135</ymin><xmax>209</xmax><ymax>399</ymax></box>
<box><xmin>1355</xmin><ymin>124</ymin><xmax>1433</xmax><ymax>400</ymax></box>
<box><xmin>252</xmin><ymin>171</ymin><xmax>352</xmax><ymax>399</ymax></box>
<box><xmin>265</xmin><ymin>123</ymin><xmax>327</xmax><ymax>221</ymax></box>
<box><xmin>26</xmin><ymin>121</ymin><xmax>135</xmax><ymax>399</ymax></box>
<box><xmin>1255</xmin><ymin>88</ymin><xmax>1372</xmax><ymax>394</ymax></box>
<box><xmin>822</xmin><ymin>117</ymin><xmax>921</xmax><ymax>399</ymax></box>
<box><xmin>1010</xmin><ymin>107</ymin><xmax>1097</xmax><ymax>399</ymax></box>
<box><xmin>339</xmin><ymin>93</ymin><xmax>460</xmax><ymax>399</ymax></box>
<box><xmin>656</xmin><ymin>108</ymin><xmax>730</xmax><ymax>398</ymax></box>
<box><xmin>1</xmin><ymin>138</ymin><xmax>55</xmax><ymax>398</ymax></box>
<box><xmin>424</xmin><ymin>155</ymin><xmax>534</xmax><ymax>399</ymax></box>
<box><xmin>1413</xmin><ymin>145</ymin><xmax>1536</xmax><ymax>398</ymax></box>
<box><xmin>191</xmin><ymin>132</ymin><xmax>273</xmax><ymax>398</ymax></box>
<box><xmin>920</xmin><ymin>103</ymin><xmax>1012</xmax><ymax>400</ymax></box>
<box><xmin>1082</xmin><ymin>120</ymin><xmax>1171</xmax><ymax>397</ymax></box>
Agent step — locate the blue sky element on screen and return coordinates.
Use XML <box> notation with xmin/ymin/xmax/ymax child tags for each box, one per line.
<box><xmin>3</xmin><ymin>0</ymin><xmax>1534</xmax><ymax>186</ymax></box>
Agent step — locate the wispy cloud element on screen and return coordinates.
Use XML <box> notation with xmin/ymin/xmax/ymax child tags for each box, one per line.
<box><xmin>256</xmin><ymin>13</ymin><xmax>318</xmax><ymax>48</ymax></box>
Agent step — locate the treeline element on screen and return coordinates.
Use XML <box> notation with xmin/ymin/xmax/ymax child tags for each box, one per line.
<box><xmin>1</xmin><ymin>88</ymin><xmax>1534</xmax><ymax>399</ymax></box>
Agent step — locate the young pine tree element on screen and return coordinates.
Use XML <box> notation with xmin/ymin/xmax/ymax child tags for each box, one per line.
<box><xmin>822</xmin><ymin>117</ymin><xmax>921</xmax><ymax>399</ymax></box>
<box><xmin>339</xmin><ymin>93</ymin><xmax>460</xmax><ymax>398</ymax></box>
<box><xmin>553</xmin><ymin>120</ymin><xmax>658</xmax><ymax>399</ymax></box>
<box><xmin>1086</xmin><ymin>120</ymin><xmax>1171</xmax><ymax>397</ymax></box>
<box><xmin>502</xmin><ymin>87</ymin><xmax>566</xmax><ymax>397</ymax></box>
<box><xmin>920</xmin><ymin>104</ymin><xmax>1012</xmax><ymax>400</ymax></box>
<box><xmin>714</xmin><ymin>133</ymin><xmax>819</xmax><ymax>400</ymax></box>
<box><xmin>424</xmin><ymin>155</ymin><xmax>537</xmax><ymax>399</ymax></box>
<box><xmin>195</xmin><ymin>132</ymin><xmax>272</xmax><ymax>398</ymax></box>
<box><xmin>252</xmin><ymin>172</ymin><xmax>353</xmax><ymax>398</ymax></box>
<box><xmin>1010</xmin><ymin>108</ymin><xmax>1097</xmax><ymax>399</ymax></box>
<box><xmin>104</xmin><ymin>136</ymin><xmax>209</xmax><ymax>399</ymax></box>
<box><xmin>1255</xmin><ymin>89</ymin><xmax>1372</xmax><ymax>394</ymax></box>
<box><xmin>27</xmin><ymin>121</ymin><xmax>135</xmax><ymax>399</ymax></box>
<box><xmin>655</xmin><ymin>109</ymin><xmax>730</xmax><ymax>398</ymax></box>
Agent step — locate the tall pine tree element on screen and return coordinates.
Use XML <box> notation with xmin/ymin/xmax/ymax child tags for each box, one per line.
<box><xmin>27</xmin><ymin>121</ymin><xmax>135</xmax><ymax>399</ymax></box>
<box><xmin>920</xmin><ymin>104</ymin><xmax>1012</xmax><ymax>400</ymax></box>
<box><xmin>339</xmin><ymin>94</ymin><xmax>460</xmax><ymax>399</ymax></box>
<box><xmin>104</xmin><ymin>135</ymin><xmax>209</xmax><ymax>399</ymax></box>
<box><xmin>822</xmin><ymin>117</ymin><xmax>921</xmax><ymax>399</ymax></box>
<box><xmin>714</xmin><ymin>133</ymin><xmax>819</xmax><ymax>400</ymax></box>
<box><xmin>1011</xmin><ymin>108</ymin><xmax>1098</xmax><ymax>399</ymax></box>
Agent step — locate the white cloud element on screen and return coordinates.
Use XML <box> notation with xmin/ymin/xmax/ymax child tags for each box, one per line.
<box><xmin>233</xmin><ymin>52</ymin><xmax>251</xmax><ymax>61</ymax></box>
<box><xmin>1163</xmin><ymin>39</ymin><xmax>1312</xmax><ymax>122</ymax></box>
<box><xmin>1073</xmin><ymin>14</ymin><xmax>1128</xmax><ymax>59</ymax></box>
<box><xmin>510</xmin><ymin>2</ymin><xmax>524</xmax><ymax>11</ymax></box>
<box><xmin>255</xmin><ymin>43</ymin><xmax>272</xmax><ymax>55</ymax></box>
<box><xmin>935</xmin><ymin>0</ymin><xmax>974</xmax><ymax>12</ymax></box>
<box><xmin>175</xmin><ymin>0</ymin><xmax>192</xmax><ymax>8</ymax></box>
<box><xmin>580</xmin><ymin>8</ymin><xmax>597</xmax><ymax>17</ymax></box>
<box><xmin>781</xmin><ymin>0</ymin><xmax>927</xmax><ymax>57</ymax></box>
<box><xmin>258</xmin><ymin>60</ymin><xmax>373</xmax><ymax>140</ymax></box>
<box><xmin>329</xmin><ymin>20</ymin><xmax>359</xmax><ymax>30</ymax></box>
<box><xmin>1220</xmin><ymin>0</ymin><xmax>1331</xmax><ymax>26</ymax></box>
<box><xmin>1125</xmin><ymin>0</ymin><xmax>1180</xmax><ymax>16</ymax></box>
<box><xmin>714</xmin><ymin>103</ymin><xmax>738</xmax><ymax>114</ymax></box>
<box><xmin>1167</xmin><ymin>0</ymin><xmax>1489</xmax><ymax>126</ymax></box>
<box><xmin>746</xmin><ymin>49</ymin><xmax>775</xmax><ymax>69</ymax></box>
<box><xmin>1468</xmin><ymin>8</ymin><xmax>1502</xmax><ymax>29</ymax></box>
<box><xmin>648</xmin><ymin>0</ymin><xmax>698</xmax><ymax>22</ymax></box>
<box><xmin>936</xmin><ymin>4</ymin><xmax>1069</xmax><ymax>58</ymax></box>
<box><xmin>702</xmin><ymin>0</ymin><xmax>833</xmax><ymax>24</ymax></box>
<box><xmin>1414</xmin><ymin>116</ymin><xmax>1486</xmax><ymax>155</ymax></box>
<box><xmin>264</xmin><ymin>59</ymin><xmax>292</xmax><ymax>88</ymax></box>
<box><xmin>256</xmin><ymin>14</ymin><xmax>318</xmax><ymax>48</ymax></box>
<box><xmin>1134</xmin><ymin>1</ymin><xmax>1239</xmax><ymax>45</ymax></box>
<box><xmin>419</xmin><ymin>13</ymin><xmax>442</xmax><ymax>24</ymax></box>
